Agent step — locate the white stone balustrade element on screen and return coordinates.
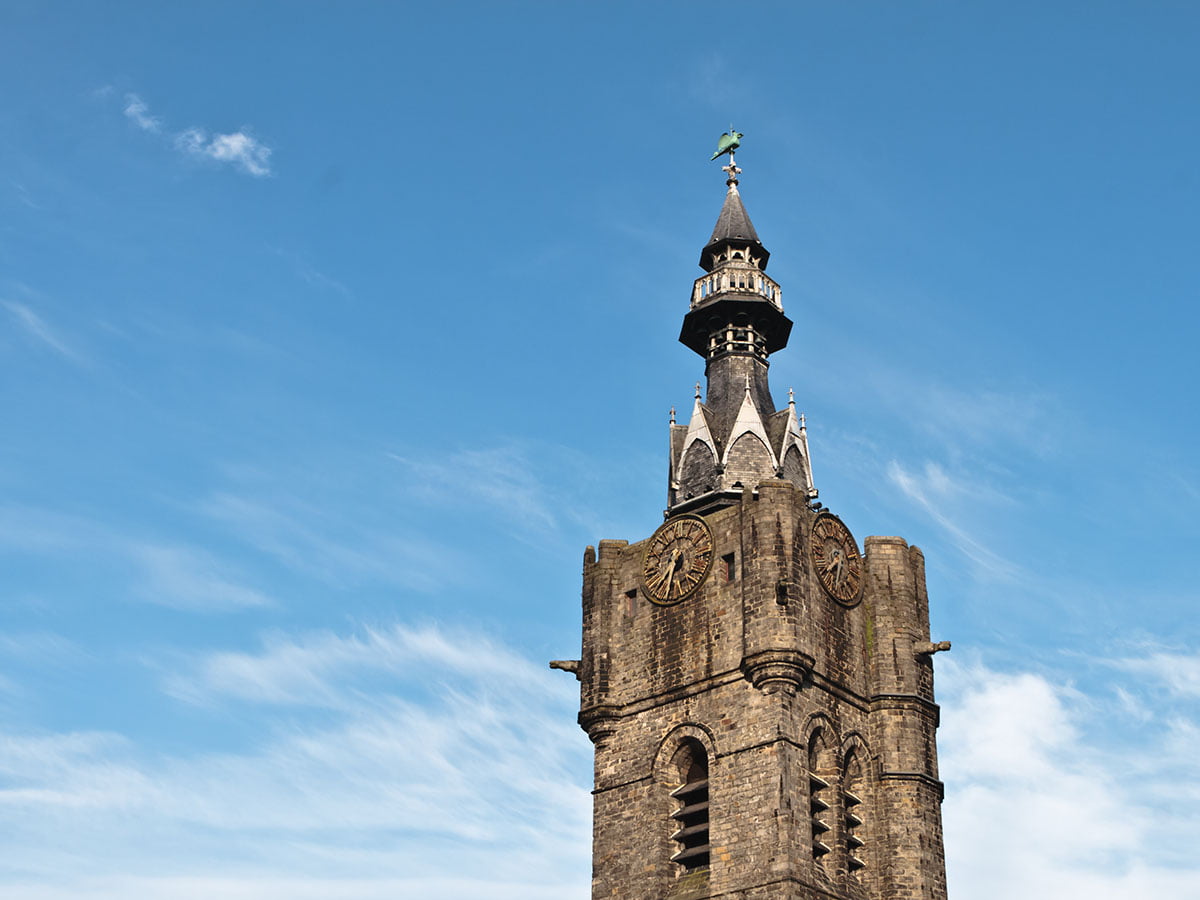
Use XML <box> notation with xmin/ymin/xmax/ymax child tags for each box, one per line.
<box><xmin>691</xmin><ymin>265</ymin><xmax>782</xmax><ymax>311</ymax></box>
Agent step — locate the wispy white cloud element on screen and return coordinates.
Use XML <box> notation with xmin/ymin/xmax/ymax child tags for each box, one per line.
<box><xmin>200</xmin><ymin>490</ymin><xmax>468</xmax><ymax>592</ymax></box>
<box><xmin>911</xmin><ymin>384</ymin><xmax>1065</xmax><ymax>458</ymax></box>
<box><xmin>2</xmin><ymin>300</ymin><xmax>84</xmax><ymax>363</ymax></box>
<box><xmin>784</xmin><ymin>344</ymin><xmax>1068</xmax><ymax>464</ymax></box>
<box><xmin>887</xmin><ymin>459</ymin><xmax>1021</xmax><ymax>580</ymax></box>
<box><xmin>6</xmin><ymin>623</ymin><xmax>1197</xmax><ymax>898</ymax></box>
<box><xmin>0</xmin><ymin>623</ymin><xmax>591</xmax><ymax>899</ymax></box>
<box><xmin>196</xmin><ymin>439</ymin><xmax>651</xmax><ymax>603</ymax></box>
<box><xmin>940</xmin><ymin>656</ymin><xmax>1200</xmax><ymax>897</ymax></box>
<box><xmin>1111</xmin><ymin>649</ymin><xmax>1200</xmax><ymax>699</ymax></box>
<box><xmin>129</xmin><ymin>544</ymin><xmax>272</xmax><ymax>611</ymax></box>
<box><xmin>163</xmin><ymin>623</ymin><xmax>549</xmax><ymax>708</ymax></box>
<box><xmin>123</xmin><ymin>93</ymin><xmax>160</xmax><ymax>133</ymax></box>
<box><xmin>272</xmin><ymin>248</ymin><xmax>352</xmax><ymax>298</ymax></box>
<box><xmin>116</xmin><ymin>92</ymin><xmax>272</xmax><ymax>177</ymax></box>
<box><xmin>10</xmin><ymin>180</ymin><xmax>40</xmax><ymax>210</ymax></box>
<box><xmin>391</xmin><ymin>446</ymin><xmax>559</xmax><ymax>538</ymax></box>
<box><xmin>175</xmin><ymin>128</ymin><xmax>272</xmax><ymax>177</ymax></box>
<box><xmin>0</xmin><ymin>506</ymin><xmax>271</xmax><ymax>612</ymax></box>
<box><xmin>387</xmin><ymin>441</ymin><xmax>656</xmax><ymax>545</ymax></box>
<box><xmin>1172</xmin><ymin>473</ymin><xmax>1200</xmax><ymax>503</ymax></box>
<box><xmin>2</xmin><ymin>876</ymin><xmax>587</xmax><ymax>900</ymax></box>
<box><xmin>0</xmin><ymin>633</ymin><xmax>81</xmax><ymax>700</ymax></box>
<box><xmin>0</xmin><ymin>632</ymin><xmax>80</xmax><ymax>665</ymax></box>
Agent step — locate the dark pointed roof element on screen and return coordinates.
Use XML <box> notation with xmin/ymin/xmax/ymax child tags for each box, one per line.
<box><xmin>708</xmin><ymin>183</ymin><xmax>759</xmax><ymax>244</ymax></box>
<box><xmin>700</xmin><ymin>181</ymin><xmax>770</xmax><ymax>270</ymax></box>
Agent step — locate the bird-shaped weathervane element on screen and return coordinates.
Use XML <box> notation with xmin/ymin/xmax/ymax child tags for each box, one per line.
<box><xmin>710</xmin><ymin>128</ymin><xmax>743</xmax><ymax>161</ymax></box>
<box><xmin>711</xmin><ymin>126</ymin><xmax>744</xmax><ymax>182</ymax></box>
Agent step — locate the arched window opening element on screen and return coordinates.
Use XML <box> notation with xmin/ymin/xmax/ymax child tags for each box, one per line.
<box><xmin>669</xmin><ymin>739</ymin><xmax>710</xmax><ymax>872</ymax></box>
<box><xmin>844</xmin><ymin>750</ymin><xmax>866</xmax><ymax>875</ymax></box>
<box><xmin>808</xmin><ymin>730</ymin><xmax>832</xmax><ymax>865</ymax></box>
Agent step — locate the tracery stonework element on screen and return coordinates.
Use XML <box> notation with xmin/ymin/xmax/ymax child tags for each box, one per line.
<box><xmin>558</xmin><ymin>162</ymin><xmax>950</xmax><ymax>900</ymax></box>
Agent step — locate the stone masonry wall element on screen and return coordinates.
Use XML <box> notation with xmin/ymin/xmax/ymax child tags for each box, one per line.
<box><xmin>579</xmin><ymin>481</ymin><xmax>947</xmax><ymax>900</ymax></box>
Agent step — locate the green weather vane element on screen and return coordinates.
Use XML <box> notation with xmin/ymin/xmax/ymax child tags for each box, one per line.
<box><xmin>710</xmin><ymin>125</ymin><xmax>744</xmax><ymax>182</ymax></box>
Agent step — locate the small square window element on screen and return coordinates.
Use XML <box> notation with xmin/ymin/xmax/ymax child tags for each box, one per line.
<box><xmin>722</xmin><ymin>553</ymin><xmax>736</xmax><ymax>582</ymax></box>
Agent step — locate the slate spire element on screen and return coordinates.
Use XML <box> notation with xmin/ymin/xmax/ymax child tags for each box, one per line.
<box><xmin>668</xmin><ymin>161</ymin><xmax>816</xmax><ymax>514</ymax></box>
<box><xmin>699</xmin><ymin>178</ymin><xmax>769</xmax><ymax>270</ymax></box>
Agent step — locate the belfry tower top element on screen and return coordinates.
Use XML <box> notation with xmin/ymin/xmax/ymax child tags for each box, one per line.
<box><xmin>670</xmin><ymin>147</ymin><xmax>815</xmax><ymax>516</ymax></box>
<box><xmin>563</xmin><ymin>136</ymin><xmax>950</xmax><ymax>900</ymax></box>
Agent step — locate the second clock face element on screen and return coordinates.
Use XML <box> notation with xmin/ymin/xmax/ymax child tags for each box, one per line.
<box><xmin>809</xmin><ymin>513</ymin><xmax>864</xmax><ymax>605</ymax></box>
<box><xmin>642</xmin><ymin>515</ymin><xmax>714</xmax><ymax>604</ymax></box>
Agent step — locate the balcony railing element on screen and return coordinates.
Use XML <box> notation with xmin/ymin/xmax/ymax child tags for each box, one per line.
<box><xmin>691</xmin><ymin>265</ymin><xmax>782</xmax><ymax>311</ymax></box>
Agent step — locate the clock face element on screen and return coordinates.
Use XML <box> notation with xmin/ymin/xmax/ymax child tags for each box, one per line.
<box><xmin>642</xmin><ymin>515</ymin><xmax>714</xmax><ymax>605</ymax></box>
<box><xmin>809</xmin><ymin>513</ymin><xmax>863</xmax><ymax>605</ymax></box>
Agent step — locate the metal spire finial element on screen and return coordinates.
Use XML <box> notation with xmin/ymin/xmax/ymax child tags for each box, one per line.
<box><xmin>669</xmin><ymin>406</ymin><xmax>676</xmax><ymax>424</ymax></box>
<box><xmin>694</xmin><ymin>382</ymin><xmax>702</xmax><ymax>400</ymax></box>
<box><xmin>788</xmin><ymin>387</ymin><xmax>795</xmax><ymax>405</ymax></box>
<box><xmin>744</xmin><ymin>374</ymin><xmax>752</xmax><ymax>394</ymax></box>
<box><xmin>800</xmin><ymin>412</ymin><xmax>807</xmax><ymax>430</ymax></box>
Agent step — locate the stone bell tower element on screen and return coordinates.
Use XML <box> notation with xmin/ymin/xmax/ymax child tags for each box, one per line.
<box><xmin>554</xmin><ymin>147</ymin><xmax>950</xmax><ymax>900</ymax></box>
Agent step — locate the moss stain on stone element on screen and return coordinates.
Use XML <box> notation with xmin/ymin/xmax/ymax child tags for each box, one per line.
<box><xmin>666</xmin><ymin>868</ymin><xmax>710</xmax><ymax>900</ymax></box>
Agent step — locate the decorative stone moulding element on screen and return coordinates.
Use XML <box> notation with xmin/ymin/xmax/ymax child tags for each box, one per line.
<box><xmin>578</xmin><ymin>705</ymin><xmax>621</xmax><ymax>746</ymax></box>
<box><xmin>741</xmin><ymin>649</ymin><xmax>815</xmax><ymax>694</ymax></box>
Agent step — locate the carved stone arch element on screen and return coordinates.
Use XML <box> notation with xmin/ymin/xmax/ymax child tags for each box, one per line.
<box><xmin>801</xmin><ymin>711</ymin><xmax>841</xmax><ymax>756</ymax></box>
<box><xmin>802</xmin><ymin>713</ymin><xmax>839</xmax><ymax>872</ymax></box>
<box><xmin>724</xmin><ymin>431</ymin><xmax>775</xmax><ymax>479</ymax></box>
<box><xmin>782</xmin><ymin>443</ymin><xmax>808</xmax><ymax>486</ymax></box>
<box><xmin>840</xmin><ymin>731</ymin><xmax>874</xmax><ymax>779</ymax></box>
<box><xmin>653</xmin><ymin>723</ymin><xmax>715</xmax><ymax>876</ymax></box>
<box><xmin>678</xmin><ymin>439</ymin><xmax>718</xmax><ymax>496</ymax></box>
<box><xmin>840</xmin><ymin>732</ymin><xmax>873</xmax><ymax>880</ymax></box>
<box><xmin>679</xmin><ymin>435</ymin><xmax>716</xmax><ymax>466</ymax></box>
<box><xmin>652</xmin><ymin>722</ymin><xmax>718</xmax><ymax>786</ymax></box>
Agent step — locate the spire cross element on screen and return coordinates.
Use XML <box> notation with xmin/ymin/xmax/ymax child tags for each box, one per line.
<box><xmin>800</xmin><ymin>413</ymin><xmax>807</xmax><ymax>429</ymax></box>
<box><xmin>722</xmin><ymin>155</ymin><xmax>742</xmax><ymax>185</ymax></box>
<box><xmin>694</xmin><ymin>382</ymin><xmax>702</xmax><ymax>400</ymax></box>
<box><xmin>788</xmin><ymin>387</ymin><xmax>795</xmax><ymax>405</ymax></box>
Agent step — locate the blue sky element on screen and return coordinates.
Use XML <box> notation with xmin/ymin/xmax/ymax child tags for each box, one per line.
<box><xmin>2</xmin><ymin>2</ymin><xmax>1198</xmax><ymax>897</ymax></box>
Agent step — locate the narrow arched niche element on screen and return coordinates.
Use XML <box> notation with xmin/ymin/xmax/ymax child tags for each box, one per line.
<box><xmin>808</xmin><ymin>728</ymin><xmax>835</xmax><ymax>872</ymax></box>
<box><xmin>668</xmin><ymin>738</ymin><xmax>710</xmax><ymax>873</ymax></box>
<box><xmin>843</xmin><ymin>746</ymin><xmax>868</xmax><ymax>878</ymax></box>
